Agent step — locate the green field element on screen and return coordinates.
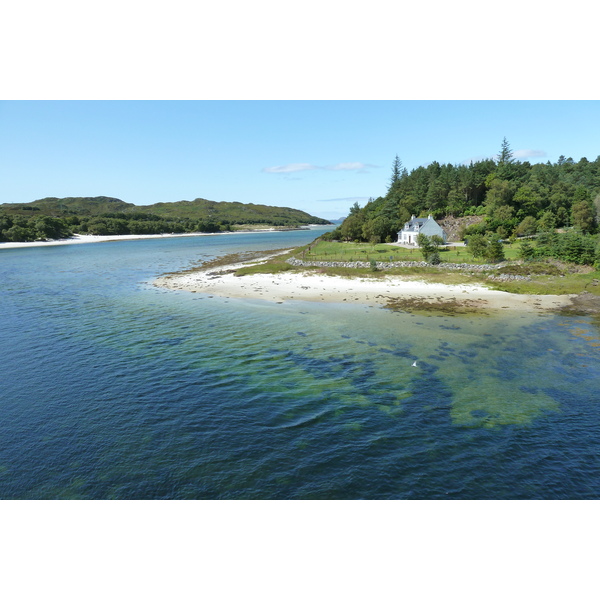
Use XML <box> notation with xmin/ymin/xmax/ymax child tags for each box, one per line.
<box><xmin>230</xmin><ymin>238</ymin><xmax>600</xmax><ymax>300</ymax></box>
<box><xmin>295</xmin><ymin>240</ymin><xmax>521</xmax><ymax>264</ymax></box>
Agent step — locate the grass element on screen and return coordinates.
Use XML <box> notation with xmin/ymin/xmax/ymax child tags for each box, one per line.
<box><xmin>486</xmin><ymin>271</ymin><xmax>600</xmax><ymax>296</ymax></box>
<box><xmin>235</xmin><ymin>261</ymin><xmax>295</xmax><ymax>276</ymax></box>
<box><xmin>294</xmin><ymin>239</ymin><xmax>521</xmax><ymax>264</ymax></box>
<box><xmin>185</xmin><ymin>240</ymin><xmax>600</xmax><ymax>302</ymax></box>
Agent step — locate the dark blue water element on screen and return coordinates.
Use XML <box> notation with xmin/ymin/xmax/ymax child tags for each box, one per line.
<box><xmin>1</xmin><ymin>229</ymin><xmax>599</xmax><ymax>499</ymax></box>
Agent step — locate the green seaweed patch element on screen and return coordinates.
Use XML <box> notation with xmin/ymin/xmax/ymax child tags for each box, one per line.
<box><xmin>450</xmin><ymin>378</ymin><xmax>560</xmax><ymax>428</ymax></box>
<box><xmin>342</xmin><ymin>421</ymin><xmax>363</xmax><ymax>432</ymax></box>
<box><xmin>377</xmin><ymin>404</ymin><xmax>404</xmax><ymax>416</ymax></box>
<box><xmin>384</xmin><ymin>296</ymin><xmax>490</xmax><ymax>317</ymax></box>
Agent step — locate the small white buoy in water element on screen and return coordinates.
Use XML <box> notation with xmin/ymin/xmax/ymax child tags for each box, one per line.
<box><xmin>412</xmin><ymin>361</ymin><xmax>417</xmax><ymax>367</ymax></box>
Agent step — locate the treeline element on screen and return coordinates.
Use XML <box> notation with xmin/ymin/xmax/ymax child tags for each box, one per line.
<box><xmin>327</xmin><ymin>139</ymin><xmax>600</xmax><ymax>245</ymax></box>
<box><xmin>519</xmin><ymin>231</ymin><xmax>599</xmax><ymax>265</ymax></box>
<box><xmin>0</xmin><ymin>211</ymin><xmax>232</xmax><ymax>242</ymax></box>
<box><xmin>0</xmin><ymin>195</ymin><xmax>330</xmax><ymax>242</ymax></box>
<box><xmin>0</xmin><ymin>214</ymin><xmax>73</xmax><ymax>243</ymax></box>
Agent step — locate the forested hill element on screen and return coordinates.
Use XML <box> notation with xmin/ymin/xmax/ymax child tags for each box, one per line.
<box><xmin>2</xmin><ymin>196</ymin><xmax>135</xmax><ymax>216</ymax></box>
<box><xmin>0</xmin><ymin>196</ymin><xmax>330</xmax><ymax>242</ymax></box>
<box><xmin>330</xmin><ymin>139</ymin><xmax>600</xmax><ymax>244</ymax></box>
<box><xmin>136</xmin><ymin>198</ymin><xmax>330</xmax><ymax>225</ymax></box>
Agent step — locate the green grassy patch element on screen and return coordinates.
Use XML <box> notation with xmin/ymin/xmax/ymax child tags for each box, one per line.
<box><xmin>294</xmin><ymin>239</ymin><xmax>521</xmax><ymax>265</ymax></box>
<box><xmin>496</xmin><ymin>262</ymin><xmax>565</xmax><ymax>277</ymax></box>
<box><xmin>235</xmin><ymin>261</ymin><xmax>296</xmax><ymax>276</ymax></box>
<box><xmin>486</xmin><ymin>270</ymin><xmax>600</xmax><ymax>296</ymax></box>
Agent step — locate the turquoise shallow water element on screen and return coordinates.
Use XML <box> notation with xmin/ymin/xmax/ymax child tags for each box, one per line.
<box><xmin>1</xmin><ymin>229</ymin><xmax>600</xmax><ymax>499</ymax></box>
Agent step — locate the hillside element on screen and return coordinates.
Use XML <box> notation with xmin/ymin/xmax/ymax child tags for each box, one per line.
<box><xmin>134</xmin><ymin>198</ymin><xmax>330</xmax><ymax>226</ymax></box>
<box><xmin>0</xmin><ymin>196</ymin><xmax>330</xmax><ymax>242</ymax></box>
<box><xmin>1</xmin><ymin>196</ymin><xmax>329</xmax><ymax>225</ymax></box>
<box><xmin>328</xmin><ymin>140</ymin><xmax>600</xmax><ymax>245</ymax></box>
<box><xmin>1</xmin><ymin>196</ymin><xmax>135</xmax><ymax>217</ymax></box>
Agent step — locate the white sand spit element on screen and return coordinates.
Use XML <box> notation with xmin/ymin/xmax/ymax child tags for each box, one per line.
<box><xmin>0</xmin><ymin>228</ymin><xmax>317</xmax><ymax>250</ymax></box>
<box><xmin>154</xmin><ymin>256</ymin><xmax>574</xmax><ymax>313</ymax></box>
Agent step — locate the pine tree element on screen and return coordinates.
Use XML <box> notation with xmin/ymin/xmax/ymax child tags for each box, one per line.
<box><xmin>497</xmin><ymin>137</ymin><xmax>514</xmax><ymax>164</ymax></box>
<box><xmin>388</xmin><ymin>155</ymin><xmax>403</xmax><ymax>192</ymax></box>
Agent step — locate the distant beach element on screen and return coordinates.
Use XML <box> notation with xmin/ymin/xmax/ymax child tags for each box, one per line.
<box><xmin>0</xmin><ymin>227</ymin><xmax>324</xmax><ymax>251</ymax></box>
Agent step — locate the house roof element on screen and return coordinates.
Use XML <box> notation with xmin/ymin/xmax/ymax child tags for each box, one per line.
<box><xmin>398</xmin><ymin>215</ymin><xmax>447</xmax><ymax>238</ymax></box>
<box><xmin>403</xmin><ymin>217</ymin><xmax>429</xmax><ymax>232</ymax></box>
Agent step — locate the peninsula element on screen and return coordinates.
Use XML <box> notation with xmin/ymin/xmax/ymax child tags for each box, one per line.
<box><xmin>153</xmin><ymin>248</ymin><xmax>582</xmax><ymax>315</ymax></box>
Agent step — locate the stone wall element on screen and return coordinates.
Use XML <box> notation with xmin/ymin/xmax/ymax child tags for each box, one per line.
<box><xmin>285</xmin><ymin>258</ymin><xmax>531</xmax><ymax>280</ymax></box>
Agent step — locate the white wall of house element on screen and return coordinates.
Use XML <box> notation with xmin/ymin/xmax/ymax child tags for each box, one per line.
<box><xmin>397</xmin><ymin>214</ymin><xmax>446</xmax><ymax>246</ymax></box>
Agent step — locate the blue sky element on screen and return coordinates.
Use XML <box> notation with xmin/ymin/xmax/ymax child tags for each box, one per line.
<box><xmin>2</xmin><ymin>100</ymin><xmax>600</xmax><ymax>220</ymax></box>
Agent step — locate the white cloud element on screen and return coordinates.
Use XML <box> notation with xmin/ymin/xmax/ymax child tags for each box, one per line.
<box><xmin>318</xmin><ymin>196</ymin><xmax>369</xmax><ymax>203</ymax></box>
<box><xmin>262</xmin><ymin>161</ymin><xmax>378</xmax><ymax>174</ymax></box>
<box><xmin>513</xmin><ymin>149</ymin><xmax>547</xmax><ymax>159</ymax></box>
<box><xmin>325</xmin><ymin>162</ymin><xmax>375</xmax><ymax>171</ymax></box>
<box><xmin>262</xmin><ymin>163</ymin><xmax>317</xmax><ymax>174</ymax></box>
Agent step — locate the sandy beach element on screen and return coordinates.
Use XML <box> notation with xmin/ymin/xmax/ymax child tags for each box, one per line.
<box><xmin>0</xmin><ymin>232</ymin><xmax>226</xmax><ymax>250</ymax></box>
<box><xmin>0</xmin><ymin>228</ymin><xmax>318</xmax><ymax>250</ymax></box>
<box><xmin>154</xmin><ymin>253</ymin><xmax>575</xmax><ymax>313</ymax></box>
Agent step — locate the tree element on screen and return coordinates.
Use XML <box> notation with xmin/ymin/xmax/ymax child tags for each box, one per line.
<box><xmin>496</xmin><ymin>137</ymin><xmax>516</xmax><ymax>180</ymax></box>
<box><xmin>484</xmin><ymin>178</ymin><xmax>515</xmax><ymax>216</ymax></box>
<box><xmin>33</xmin><ymin>216</ymin><xmax>71</xmax><ymax>240</ymax></box>
<box><xmin>4</xmin><ymin>225</ymin><xmax>36</xmax><ymax>242</ymax></box>
<box><xmin>340</xmin><ymin>213</ymin><xmax>365</xmax><ymax>241</ymax></box>
<box><xmin>349</xmin><ymin>201</ymin><xmax>362</xmax><ymax>216</ymax></box>
<box><xmin>513</xmin><ymin>185</ymin><xmax>542</xmax><ymax>219</ymax></box>
<box><xmin>519</xmin><ymin>240</ymin><xmax>536</xmax><ymax>261</ymax></box>
<box><xmin>417</xmin><ymin>233</ymin><xmax>441</xmax><ymax>264</ymax></box>
<box><xmin>466</xmin><ymin>233</ymin><xmax>505</xmax><ymax>262</ymax></box>
<box><xmin>490</xmin><ymin>203</ymin><xmax>515</xmax><ymax>224</ymax></box>
<box><xmin>484</xmin><ymin>233</ymin><xmax>506</xmax><ymax>263</ymax></box>
<box><xmin>388</xmin><ymin>155</ymin><xmax>403</xmax><ymax>193</ymax></box>
<box><xmin>497</xmin><ymin>137</ymin><xmax>514</xmax><ymax>164</ymax></box>
<box><xmin>571</xmin><ymin>200</ymin><xmax>595</xmax><ymax>233</ymax></box>
<box><xmin>537</xmin><ymin>211</ymin><xmax>557</xmax><ymax>232</ymax></box>
<box><xmin>594</xmin><ymin>194</ymin><xmax>600</xmax><ymax>226</ymax></box>
<box><xmin>465</xmin><ymin>234</ymin><xmax>488</xmax><ymax>259</ymax></box>
<box><xmin>515</xmin><ymin>216</ymin><xmax>538</xmax><ymax>237</ymax></box>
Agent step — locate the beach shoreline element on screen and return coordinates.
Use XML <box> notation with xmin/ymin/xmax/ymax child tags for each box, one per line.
<box><xmin>0</xmin><ymin>227</ymin><xmax>325</xmax><ymax>251</ymax></box>
<box><xmin>153</xmin><ymin>251</ymin><xmax>576</xmax><ymax>314</ymax></box>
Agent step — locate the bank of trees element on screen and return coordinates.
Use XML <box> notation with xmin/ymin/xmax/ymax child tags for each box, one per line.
<box><xmin>0</xmin><ymin>211</ymin><xmax>233</xmax><ymax>242</ymax></box>
<box><xmin>331</xmin><ymin>139</ymin><xmax>600</xmax><ymax>248</ymax></box>
<box><xmin>519</xmin><ymin>231</ymin><xmax>598</xmax><ymax>265</ymax></box>
<box><xmin>0</xmin><ymin>214</ymin><xmax>73</xmax><ymax>242</ymax></box>
<box><xmin>0</xmin><ymin>195</ymin><xmax>331</xmax><ymax>242</ymax></box>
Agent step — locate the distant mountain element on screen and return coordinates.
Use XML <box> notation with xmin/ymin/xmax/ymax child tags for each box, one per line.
<box><xmin>136</xmin><ymin>197</ymin><xmax>331</xmax><ymax>226</ymax></box>
<box><xmin>1</xmin><ymin>196</ymin><xmax>135</xmax><ymax>216</ymax></box>
<box><xmin>1</xmin><ymin>196</ymin><xmax>331</xmax><ymax>226</ymax></box>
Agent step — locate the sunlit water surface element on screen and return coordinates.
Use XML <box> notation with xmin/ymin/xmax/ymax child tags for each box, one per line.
<box><xmin>1</xmin><ymin>229</ymin><xmax>599</xmax><ymax>499</ymax></box>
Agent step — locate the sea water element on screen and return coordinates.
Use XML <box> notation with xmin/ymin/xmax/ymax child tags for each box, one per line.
<box><xmin>1</xmin><ymin>229</ymin><xmax>599</xmax><ymax>499</ymax></box>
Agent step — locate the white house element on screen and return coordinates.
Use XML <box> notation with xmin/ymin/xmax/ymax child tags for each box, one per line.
<box><xmin>397</xmin><ymin>214</ymin><xmax>447</xmax><ymax>246</ymax></box>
